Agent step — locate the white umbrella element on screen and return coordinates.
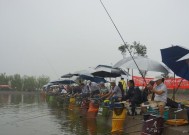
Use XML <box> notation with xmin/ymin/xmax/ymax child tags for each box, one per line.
<box><xmin>177</xmin><ymin>53</ymin><xmax>189</xmax><ymax>61</ymax></box>
<box><xmin>113</xmin><ymin>56</ymin><xmax>170</xmax><ymax>74</ymax></box>
<box><xmin>113</xmin><ymin>56</ymin><xmax>138</xmax><ymax>68</ymax></box>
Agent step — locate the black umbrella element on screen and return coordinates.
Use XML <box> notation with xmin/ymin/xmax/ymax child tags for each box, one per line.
<box><xmin>61</xmin><ymin>73</ymin><xmax>74</xmax><ymax>78</ymax></box>
<box><xmin>91</xmin><ymin>65</ymin><xmax>130</xmax><ymax>78</ymax></box>
<box><xmin>50</xmin><ymin>79</ymin><xmax>76</xmax><ymax>85</ymax></box>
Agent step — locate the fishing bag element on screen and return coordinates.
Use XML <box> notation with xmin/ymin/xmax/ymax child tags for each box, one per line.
<box><xmin>141</xmin><ymin>115</ymin><xmax>164</xmax><ymax>135</ymax></box>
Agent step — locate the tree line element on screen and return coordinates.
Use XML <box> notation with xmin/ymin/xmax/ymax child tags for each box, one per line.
<box><xmin>0</xmin><ymin>73</ymin><xmax>50</xmax><ymax>91</ymax></box>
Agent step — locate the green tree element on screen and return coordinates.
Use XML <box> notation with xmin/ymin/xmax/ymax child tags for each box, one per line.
<box><xmin>0</xmin><ymin>73</ymin><xmax>9</xmax><ymax>84</ymax></box>
<box><xmin>118</xmin><ymin>43</ymin><xmax>133</xmax><ymax>58</ymax></box>
<box><xmin>132</xmin><ymin>41</ymin><xmax>147</xmax><ymax>56</ymax></box>
<box><xmin>22</xmin><ymin>76</ymin><xmax>37</xmax><ymax>91</ymax></box>
<box><xmin>0</xmin><ymin>73</ymin><xmax>50</xmax><ymax>91</ymax></box>
<box><xmin>10</xmin><ymin>74</ymin><xmax>22</xmax><ymax>90</ymax></box>
<box><xmin>36</xmin><ymin>75</ymin><xmax>50</xmax><ymax>90</ymax></box>
<box><xmin>118</xmin><ymin>41</ymin><xmax>147</xmax><ymax>57</ymax></box>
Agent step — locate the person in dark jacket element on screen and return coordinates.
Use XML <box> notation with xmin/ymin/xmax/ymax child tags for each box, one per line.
<box><xmin>124</xmin><ymin>80</ymin><xmax>142</xmax><ymax>116</ymax></box>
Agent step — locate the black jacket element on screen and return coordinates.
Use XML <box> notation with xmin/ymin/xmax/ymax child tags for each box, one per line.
<box><xmin>124</xmin><ymin>86</ymin><xmax>142</xmax><ymax>104</ymax></box>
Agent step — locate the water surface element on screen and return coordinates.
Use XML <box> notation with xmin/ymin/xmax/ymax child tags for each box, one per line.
<box><xmin>0</xmin><ymin>91</ymin><xmax>112</xmax><ymax>135</ymax></box>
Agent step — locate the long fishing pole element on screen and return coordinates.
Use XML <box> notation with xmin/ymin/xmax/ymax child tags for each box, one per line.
<box><xmin>99</xmin><ymin>0</ymin><xmax>147</xmax><ymax>84</ymax></box>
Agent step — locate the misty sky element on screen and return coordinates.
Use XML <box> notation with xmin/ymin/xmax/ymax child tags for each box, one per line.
<box><xmin>0</xmin><ymin>0</ymin><xmax>189</xmax><ymax>80</ymax></box>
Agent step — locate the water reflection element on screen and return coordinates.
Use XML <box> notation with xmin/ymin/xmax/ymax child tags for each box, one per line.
<box><xmin>0</xmin><ymin>92</ymin><xmax>127</xmax><ymax>135</ymax></box>
<box><xmin>0</xmin><ymin>92</ymin><xmax>42</xmax><ymax>105</ymax></box>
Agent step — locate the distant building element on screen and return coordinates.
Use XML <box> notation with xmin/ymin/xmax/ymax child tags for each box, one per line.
<box><xmin>0</xmin><ymin>85</ymin><xmax>12</xmax><ymax>90</ymax></box>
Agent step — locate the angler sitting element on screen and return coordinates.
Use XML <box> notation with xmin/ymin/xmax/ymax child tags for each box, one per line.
<box><xmin>87</xmin><ymin>80</ymin><xmax>100</xmax><ymax>98</ymax></box>
<box><xmin>123</xmin><ymin>80</ymin><xmax>142</xmax><ymax>116</ymax></box>
<box><xmin>99</xmin><ymin>82</ymin><xmax>109</xmax><ymax>96</ymax></box>
<box><xmin>147</xmin><ymin>76</ymin><xmax>167</xmax><ymax>117</ymax></box>
<box><xmin>101</xmin><ymin>81</ymin><xmax>122</xmax><ymax>102</ymax></box>
<box><xmin>79</xmin><ymin>81</ymin><xmax>90</xmax><ymax>98</ymax></box>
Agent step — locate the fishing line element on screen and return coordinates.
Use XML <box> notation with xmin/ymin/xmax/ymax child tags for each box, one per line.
<box><xmin>0</xmin><ymin>104</ymin><xmax>49</xmax><ymax>115</ymax></box>
<box><xmin>0</xmin><ymin>106</ymin><xmax>64</xmax><ymax>126</ymax></box>
<box><xmin>44</xmin><ymin>56</ymin><xmax>59</xmax><ymax>79</ymax></box>
<box><xmin>0</xmin><ymin>112</ymin><xmax>51</xmax><ymax>126</ymax></box>
<box><xmin>99</xmin><ymin>0</ymin><xmax>147</xmax><ymax>84</ymax></box>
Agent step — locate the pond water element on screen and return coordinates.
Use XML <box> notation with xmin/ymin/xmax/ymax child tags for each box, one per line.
<box><xmin>1</xmin><ymin>91</ymin><xmax>188</xmax><ymax>135</ymax></box>
<box><xmin>0</xmin><ymin>91</ymin><xmax>114</xmax><ymax>135</ymax></box>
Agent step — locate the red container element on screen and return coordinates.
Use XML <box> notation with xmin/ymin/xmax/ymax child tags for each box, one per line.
<box><xmin>87</xmin><ymin>99</ymin><xmax>99</xmax><ymax>118</ymax></box>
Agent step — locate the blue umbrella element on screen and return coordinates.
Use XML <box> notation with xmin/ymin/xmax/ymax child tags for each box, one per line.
<box><xmin>161</xmin><ymin>45</ymin><xmax>189</xmax><ymax>80</ymax></box>
<box><xmin>91</xmin><ymin>76</ymin><xmax>107</xmax><ymax>83</ymax></box>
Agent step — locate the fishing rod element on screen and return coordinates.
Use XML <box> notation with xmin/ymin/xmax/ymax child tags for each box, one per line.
<box><xmin>99</xmin><ymin>0</ymin><xmax>147</xmax><ymax>84</ymax></box>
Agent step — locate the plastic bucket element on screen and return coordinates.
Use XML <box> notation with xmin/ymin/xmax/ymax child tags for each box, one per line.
<box><xmin>147</xmin><ymin>107</ymin><xmax>169</xmax><ymax>120</ymax></box>
<box><xmin>111</xmin><ymin>109</ymin><xmax>127</xmax><ymax>133</ymax></box>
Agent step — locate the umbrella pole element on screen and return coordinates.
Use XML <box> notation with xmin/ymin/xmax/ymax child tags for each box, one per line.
<box><xmin>126</xmin><ymin>68</ymin><xmax>130</xmax><ymax>93</ymax></box>
<box><xmin>132</xmin><ymin>69</ymin><xmax>133</xmax><ymax>80</ymax></box>
<box><xmin>174</xmin><ymin>78</ymin><xmax>184</xmax><ymax>96</ymax></box>
<box><xmin>173</xmin><ymin>67</ymin><xmax>188</xmax><ymax>96</ymax></box>
<box><xmin>172</xmin><ymin>73</ymin><xmax>176</xmax><ymax>101</ymax></box>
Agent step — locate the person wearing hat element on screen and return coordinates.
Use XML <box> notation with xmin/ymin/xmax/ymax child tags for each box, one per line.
<box><xmin>147</xmin><ymin>76</ymin><xmax>167</xmax><ymax>117</ymax></box>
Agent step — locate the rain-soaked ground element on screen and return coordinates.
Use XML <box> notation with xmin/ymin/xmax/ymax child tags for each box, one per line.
<box><xmin>0</xmin><ymin>91</ymin><xmax>119</xmax><ymax>135</ymax></box>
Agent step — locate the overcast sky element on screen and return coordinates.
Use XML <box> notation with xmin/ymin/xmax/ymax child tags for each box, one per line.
<box><xmin>0</xmin><ymin>0</ymin><xmax>189</xmax><ymax>80</ymax></box>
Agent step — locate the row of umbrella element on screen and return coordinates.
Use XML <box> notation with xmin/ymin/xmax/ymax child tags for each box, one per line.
<box><xmin>61</xmin><ymin>55</ymin><xmax>171</xmax><ymax>81</ymax></box>
<box><xmin>50</xmin><ymin>45</ymin><xmax>189</xmax><ymax>86</ymax></box>
<box><xmin>57</xmin><ymin>57</ymin><xmax>168</xmax><ymax>85</ymax></box>
<box><xmin>60</xmin><ymin>65</ymin><xmax>130</xmax><ymax>83</ymax></box>
<box><xmin>49</xmin><ymin>65</ymin><xmax>130</xmax><ymax>85</ymax></box>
